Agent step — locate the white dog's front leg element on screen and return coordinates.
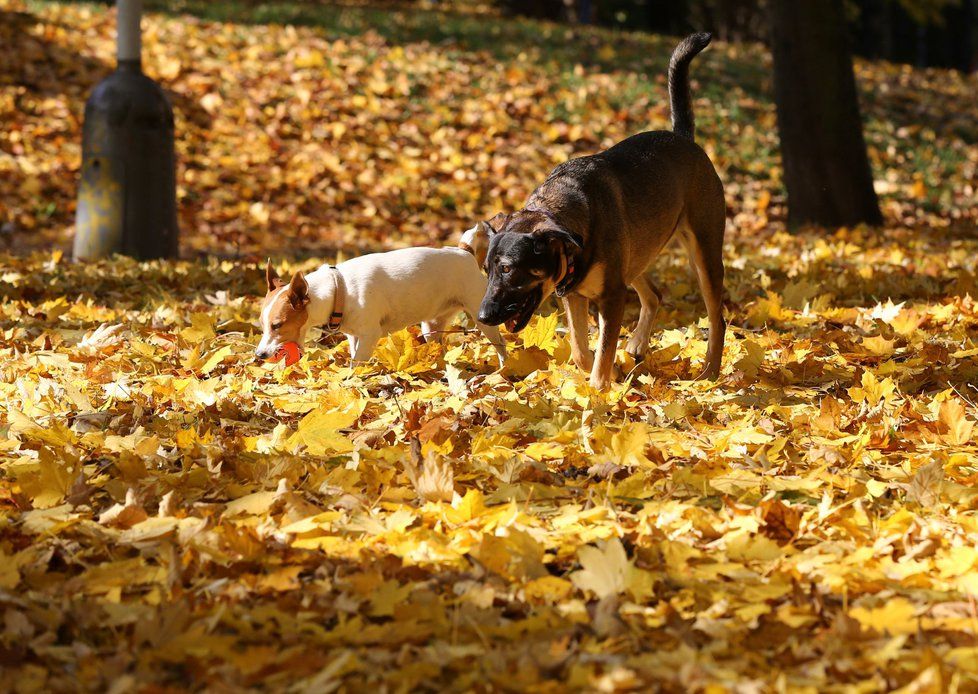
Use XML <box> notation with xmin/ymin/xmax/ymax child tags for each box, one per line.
<box><xmin>462</xmin><ymin>286</ymin><xmax>506</xmax><ymax>369</ymax></box>
<box><xmin>351</xmin><ymin>331</ymin><xmax>380</xmax><ymax>363</ymax></box>
<box><xmin>420</xmin><ymin>320</ymin><xmax>443</xmax><ymax>343</ymax></box>
<box><xmin>478</xmin><ymin>322</ymin><xmax>507</xmax><ymax>367</ymax></box>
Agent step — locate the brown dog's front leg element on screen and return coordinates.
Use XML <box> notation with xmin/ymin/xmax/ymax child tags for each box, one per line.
<box><xmin>590</xmin><ymin>289</ymin><xmax>626</xmax><ymax>390</ymax></box>
<box><xmin>562</xmin><ymin>294</ymin><xmax>593</xmax><ymax>372</ymax></box>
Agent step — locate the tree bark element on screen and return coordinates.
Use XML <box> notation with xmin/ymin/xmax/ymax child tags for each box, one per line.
<box><xmin>769</xmin><ymin>0</ymin><xmax>883</xmax><ymax>228</ymax></box>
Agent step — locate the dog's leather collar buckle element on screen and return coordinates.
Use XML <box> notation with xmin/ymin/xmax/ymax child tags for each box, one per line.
<box><xmin>326</xmin><ymin>267</ymin><xmax>345</xmax><ymax>331</ymax></box>
<box><xmin>555</xmin><ymin>252</ymin><xmax>578</xmax><ymax>297</ymax></box>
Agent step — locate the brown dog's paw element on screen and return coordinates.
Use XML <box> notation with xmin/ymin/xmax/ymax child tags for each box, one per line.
<box><xmin>624</xmin><ymin>340</ymin><xmax>647</xmax><ymax>361</ymax></box>
<box><xmin>694</xmin><ymin>364</ymin><xmax>722</xmax><ymax>381</ymax></box>
<box><xmin>589</xmin><ymin>364</ymin><xmax>621</xmax><ymax>390</ymax></box>
<box><xmin>571</xmin><ymin>350</ymin><xmax>595</xmax><ymax>373</ymax></box>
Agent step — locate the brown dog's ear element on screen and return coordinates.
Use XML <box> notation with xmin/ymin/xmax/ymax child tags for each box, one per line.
<box><xmin>532</xmin><ymin>228</ymin><xmax>581</xmax><ymax>291</ymax></box>
<box><xmin>485</xmin><ymin>212</ymin><xmax>509</xmax><ymax>235</ymax></box>
<box><xmin>288</xmin><ymin>271</ymin><xmax>309</xmax><ymax>307</ymax></box>
<box><xmin>532</xmin><ymin>228</ymin><xmax>583</xmax><ymax>254</ymax></box>
<box><xmin>266</xmin><ymin>259</ymin><xmax>285</xmax><ymax>292</ymax></box>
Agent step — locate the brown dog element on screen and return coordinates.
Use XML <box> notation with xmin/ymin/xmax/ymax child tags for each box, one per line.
<box><xmin>477</xmin><ymin>33</ymin><xmax>725</xmax><ymax>389</ymax></box>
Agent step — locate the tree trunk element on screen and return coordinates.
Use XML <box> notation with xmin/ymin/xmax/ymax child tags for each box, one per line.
<box><xmin>576</xmin><ymin>0</ymin><xmax>592</xmax><ymax>25</ymax></box>
<box><xmin>769</xmin><ymin>0</ymin><xmax>883</xmax><ymax>228</ymax></box>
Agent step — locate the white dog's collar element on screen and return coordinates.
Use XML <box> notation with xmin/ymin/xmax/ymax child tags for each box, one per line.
<box><xmin>327</xmin><ymin>267</ymin><xmax>345</xmax><ymax>331</ymax></box>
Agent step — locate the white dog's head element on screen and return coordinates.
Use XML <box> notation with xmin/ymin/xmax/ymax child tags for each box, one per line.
<box><xmin>256</xmin><ymin>260</ymin><xmax>312</xmax><ymax>360</ymax></box>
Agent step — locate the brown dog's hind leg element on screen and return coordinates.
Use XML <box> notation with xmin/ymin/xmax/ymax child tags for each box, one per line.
<box><xmin>625</xmin><ymin>276</ymin><xmax>662</xmax><ymax>360</ymax></box>
<box><xmin>562</xmin><ymin>294</ymin><xmax>593</xmax><ymax>372</ymax></box>
<box><xmin>590</xmin><ymin>288</ymin><xmax>626</xmax><ymax>390</ymax></box>
<box><xmin>682</xmin><ymin>219</ymin><xmax>726</xmax><ymax>380</ymax></box>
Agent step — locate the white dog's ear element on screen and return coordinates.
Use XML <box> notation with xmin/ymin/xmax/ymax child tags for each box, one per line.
<box><xmin>266</xmin><ymin>259</ymin><xmax>284</xmax><ymax>292</ymax></box>
<box><xmin>288</xmin><ymin>271</ymin><xmax>309</xmax><ymax>308</ymax></box>
<box><xmin>459</xmin><ymin>222</ymin><xmax>491</xmax><ymax>269</ymax></box>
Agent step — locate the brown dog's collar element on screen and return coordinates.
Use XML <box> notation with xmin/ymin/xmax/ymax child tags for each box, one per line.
<box><xmin>524</xmin><ymin>207</ymin><xmax>582</xmax><ymax>296</ymax></box>
<box><xmin>554</xmin><ymin>245</ymin><xmax>579</xmax><ymax>297</ymax></box>
<box><xmin>327</xmin><ymin>267</ymin><xmax>345</xmax><ymax>331</ymax></box>
<box><xmin>458</xmin><ymin>241</ymin><xmax>474</xmax><ymax>255</ymax></box>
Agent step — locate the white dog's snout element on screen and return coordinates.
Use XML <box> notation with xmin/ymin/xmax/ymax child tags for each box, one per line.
<box><xmin>256</xmin><ymin>333</ymin><xmax>279</xmax><ymax>356</ymax></box>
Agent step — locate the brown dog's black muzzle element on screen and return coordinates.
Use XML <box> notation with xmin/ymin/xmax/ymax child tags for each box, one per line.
<box><xmin>479</xmin><ymin>288</ymin><xmax>541</xmax><ymax>333</ymax></box>
<box><xmin>477</xmin><ymin>297</ymin><xmax>507</xmax><ymax>326</ymax></box>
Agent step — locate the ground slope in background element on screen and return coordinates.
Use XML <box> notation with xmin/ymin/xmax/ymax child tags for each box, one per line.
<box><xmin>1</xmin><ymin>0</ymin><xmax>975</xmax><ymax>255</ymax></box>
<box><xmin>2</xmin><ymin>2</ymin><xmax>978</xmax><ymax>691</ymax></box>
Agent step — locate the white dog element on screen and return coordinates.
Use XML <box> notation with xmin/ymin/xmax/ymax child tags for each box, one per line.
<box><xmin>257</xmin><ymin>245</ymin><xmax>506</xmax><ymax>366</ymax></box>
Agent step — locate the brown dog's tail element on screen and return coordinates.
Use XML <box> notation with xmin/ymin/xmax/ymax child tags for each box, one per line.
<box><xmin>668</xmin><ymin>32</ymin><xmax>711</xmax><ymax>141</ymax></box>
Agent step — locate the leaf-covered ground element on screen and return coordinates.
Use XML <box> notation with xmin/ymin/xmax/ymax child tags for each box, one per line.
<box><xmin>3</xmin><ymin>2</ymin><xmax>978</xmax><ymax>692</ymax></box>
<box><xmin>2</xmin><ymin>0</ymin><xmax>976</xmax><ymax>254</ymax></box>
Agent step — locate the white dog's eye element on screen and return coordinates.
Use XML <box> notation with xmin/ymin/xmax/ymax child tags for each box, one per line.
<box><xmin>271</xmin><ymin>321</ymin><xmax>284</xmax><ymax>330</ymax></box>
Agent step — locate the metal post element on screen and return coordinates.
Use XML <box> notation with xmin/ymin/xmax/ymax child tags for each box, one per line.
<box><xmin>74</xmin><ymin>0</ymin><xmax>179</xmax><ymax>260</ymax></box>
<box><xmin>117</xmin><ymin>0</ymin><xmax>141</xmax><ymax>65</ymax></box>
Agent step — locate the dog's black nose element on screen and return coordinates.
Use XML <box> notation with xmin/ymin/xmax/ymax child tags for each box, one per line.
<box><xmin>478</xmin><ymin>306</ymin><xmax>497</xmax><ymax>325</ymax></box>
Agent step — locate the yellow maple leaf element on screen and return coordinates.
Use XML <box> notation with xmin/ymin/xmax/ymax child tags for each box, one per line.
<box><xmin>848</xmin><ymin>370</ymin><xmax>898</xmax><ymax>408</ymax></box>
<box><xmin>524</xmin><ymin>576</ymin><xmax>574</xmax><ymax>605</ymax></box>
<box><xmin>373</xmin><ymin>330</ymin><xmax>441</xmax><ymax>373</ymax></box>
<box><xmin>474</xmin><ymin>528</ymin><xmax>547</xmax><ymax>582</ymax></box>
<box><xmin>734</xmin><ymin>339</ymin><xmax>766</xmax><ymax>380</ymax></box>
<box><xmin>224</xmin><ymin>491</ymin><xmax>278</xmax><ymax>517</ymax></box>
<box><xmin>600</xmin><ymin>423</ymin><xmax>652</xmax><ymax>468</ymax></box>
<box><xmin>521</xmin><ymin>312</ymin><xmax>560</xmax><ymax>354</ymax></box>
<box><xmin>200</xmin><ymin>345</ymin><xmax>234</xmax><ymax>374</ymax></box>
<box><xmin>294</xmin><ymin>49</ymin><xmax>326</xmax><ymax>69</ymax></box>
<box><xmin>287</xmin><ymin>402</ymin><xmax>363</xmax><ymax>455</ymax></box>
<box><xmin>939</xmin><ymin>398</ymin><xmax>975</xmax><ymax>445</ymax></box>
<box><xmin>180</xmin><ymin>313</ymin><xmax>216</xmax><ymax>343</ymax></box>
<box><xmin>368</xmin><ymin>580</ymin><xmax>413</xmax><ymax>617</ymax></box>
<box><xmin>746</xmin><ymin>292</ymin><xmax>787</xmax><ymax>326</ymax></box>
<box><xmin>570</xmin><ymin>538</ymin><xmax>654</xmax><ymax>601</ymax></box>
<box><xmin>849</xmin><ymin>598</ymin><xmax>918</xmax><ymax>636</ymax></box>
<box><xmin>860</xmin><ymin>334</ymin><xmax>895</xmax><ymax>357</ymax></box>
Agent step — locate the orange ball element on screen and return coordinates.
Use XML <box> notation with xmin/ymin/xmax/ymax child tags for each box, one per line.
<box><xmin>274</xmin><ymin>341</ymin><xmax>301</xmax><ymax>367</ymax></box>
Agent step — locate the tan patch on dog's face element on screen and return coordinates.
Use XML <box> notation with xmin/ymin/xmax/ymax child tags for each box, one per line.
<box><xmin>257</xmin><ymin>285</ymin><xmax>310</xmax><ymax>357</ymax></box>
<box><xmin>265</xmin><ymin>288</ymin><xmax>308</xmax><ymax>341</ymax></box>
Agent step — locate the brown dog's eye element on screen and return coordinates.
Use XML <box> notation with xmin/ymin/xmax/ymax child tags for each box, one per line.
<box><xmin>272</xmin><ymin>321</ymin><xmax>284</xmax><ymax>330</ymax></box>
